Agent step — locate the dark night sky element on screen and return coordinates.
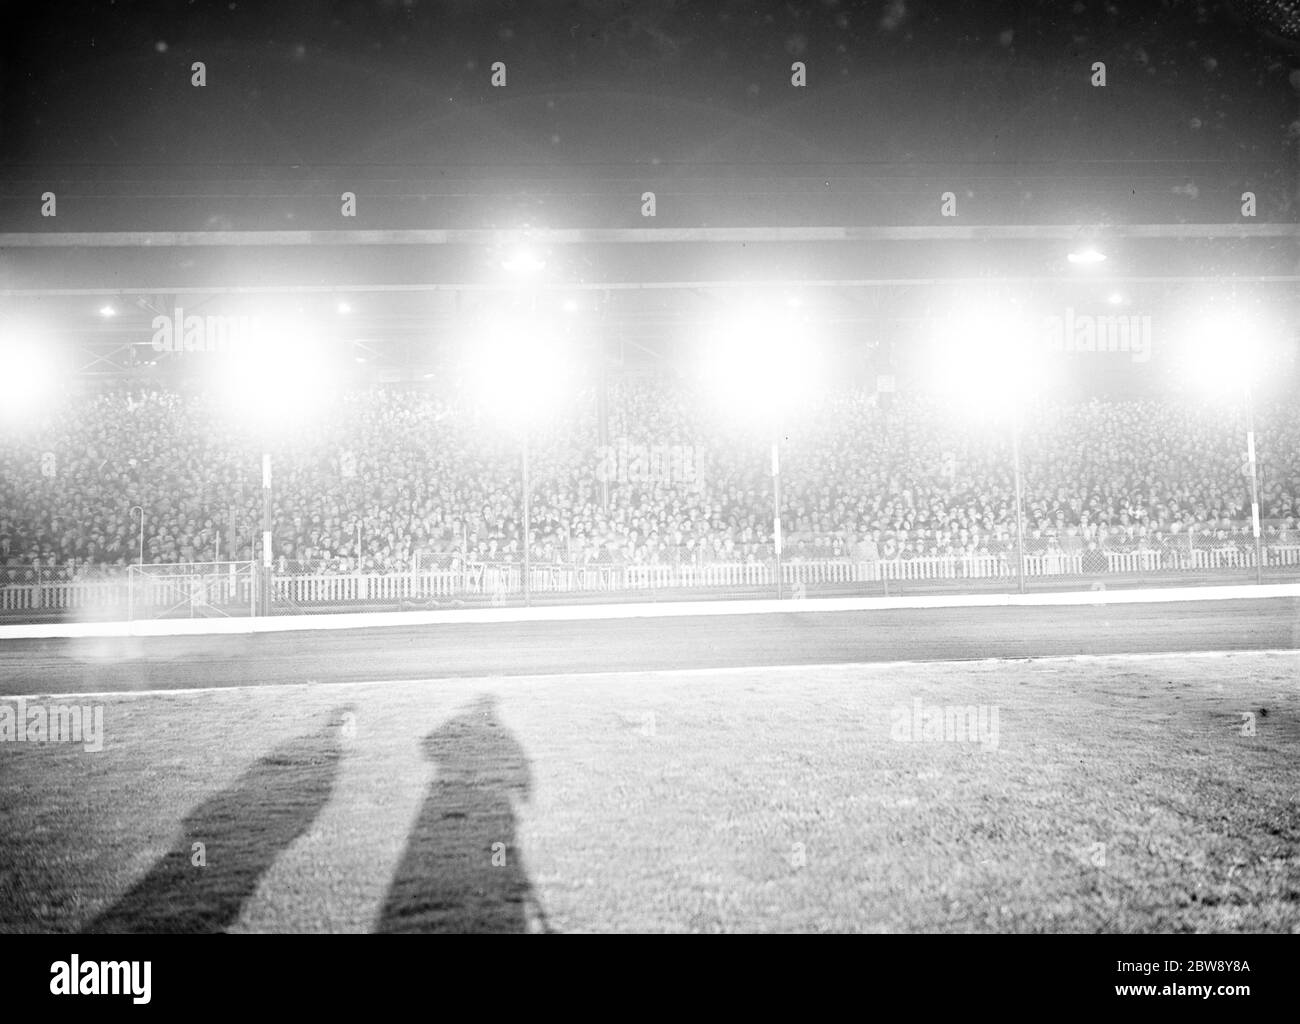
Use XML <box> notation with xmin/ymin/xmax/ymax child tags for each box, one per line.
<box><xmin>1</xmin><ymin>0</ymin><xmax>1298</xmax><ymax>231</ymax></box>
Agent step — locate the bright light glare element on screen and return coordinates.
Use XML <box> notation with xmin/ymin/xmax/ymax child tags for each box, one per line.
<box><xmin>501</xmin><ymin>245</ymin><xmax>546</xmax><ymax>276</ymax></box>
<box><xmin>99</xmin><ymin>305</ymin><xmax>117</xmax><ymax>318</ymax></box>
<box><xmin>1182</xmin><ymin>308</ymin><xmax>1274</xmax><ymax>396</ymax></box>
<box><xmin>1067</xmin><ymin>248</ymin><xmax>1106</xmax><ymax>265</ymax></box>
<box><xmin>461</xmin><ymin>311</ymin><xmax>571</xmax><ymax>426</ymax></box>
<box><xmin>0</xmin><ymin>334</ymin><xmax>58</xmax><ymax>426</ymax></box>
<box><xmin>928</xmin><ymin>306</ymin><xmax>1048</xmax><ymax>414</ymax></box>
<box><xmin>697</xmin><ymin>302</ymin><xmax>824</xmax><ymax>423</ymax></box>
<box><xmin>337</xmin><ymin>302</ymin><xmax>352</xmax><ymax>314</ymax></box>
<box><xmin>210</xmin><ymin>317</ymin><xmax>339</xmax><ymax>432</ymax></box>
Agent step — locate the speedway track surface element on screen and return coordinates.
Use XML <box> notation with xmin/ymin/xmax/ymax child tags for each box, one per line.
<box><xmin>1</xmin><ymin>599</ymin><xmax>1296</xmax><ymax>695</ymax></box>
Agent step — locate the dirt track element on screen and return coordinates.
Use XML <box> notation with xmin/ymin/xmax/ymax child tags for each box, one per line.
<box><xmin>0</xmin><ymin>599</ymin><xmax>1296</xmax><ymax>695</ymax></box>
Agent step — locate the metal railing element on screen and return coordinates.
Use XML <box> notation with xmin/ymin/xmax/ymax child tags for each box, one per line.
<box><xmin>4</xmin><ymin>553</ymin><xmax>1298</xmax><ymax>618</ymax></box>
<box><xmin>4</xmin><ymin>534</ymin><xmax>1300</xmax><ymax>617</ymax></box>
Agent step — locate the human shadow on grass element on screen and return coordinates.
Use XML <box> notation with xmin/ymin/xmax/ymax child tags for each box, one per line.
<box><xmin>83</xmin><ymin>705</ymin><xmax>354</xmax><ymax>933</ymax></box>
<box><xmin>376</xmin><ymin>694</ymin><xmax>548</xmax><ymax>933</ymax></box>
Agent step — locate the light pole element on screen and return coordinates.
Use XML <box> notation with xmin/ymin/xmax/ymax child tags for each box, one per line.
<box><xmin>695</xmin><ymin>298</ymin><xmax>820</xmax><ymax>600</ymax></box>
<box><xmin>261</xmin><ymin>452</ymin><xmax>273</xmax><ymax>614</ymax></box>
<box><xmin>131</xmin><ymin>505</ymin><xmax>145</xmax><ymax>566</ymax></box>
<box><xmin>771</xmin><ymin>438</ymin><xmax>783</xmax><ymax>599</ymax></box>
<box><xmin>1184</xmin><ymin>305</ymin><xmax>1271</xmax><ymax>585</ymax></box>
<box><xmin>522</xmin><ymin>434</ymin><xmax>531</xmax><ymax>606</ymax></box>
<box><xmin>1244</xmin><ymin>384</ymin><xmax>1264</xmax><ymax>584</ymax></box>
<box><xmin>462</xmin><ymin>296</ymin><xmax>567</xmax><ymax>607</ymax></box>
<box><xmin>1010</xmin><ymin>415</ymin><xmax>1027</xmax><ymax>594</ymax></box>
<box><xmin>498</xmin><ymin>242</ymin><xmax>548</xmax><ymax>607</ymax></box>
<box><xmin>129</xmin><ymin>504</ymin><xmax>145</xmax><ymax>621</ymax></box>
<box><xmin>930</xmin><ymin>302</ymin><xmax>1039</xmax><ymax>593</ymax></box>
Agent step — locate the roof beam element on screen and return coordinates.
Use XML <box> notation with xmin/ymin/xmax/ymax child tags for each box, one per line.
<box><xmin>1</xmin><ymin>223</ymin><xmax>1298</xmax><ymax>248</ymax></box>
<box><xmin>5</xmin><ymin>275</ymin><xmax>1300</xmax><ymax>298</ymax></box>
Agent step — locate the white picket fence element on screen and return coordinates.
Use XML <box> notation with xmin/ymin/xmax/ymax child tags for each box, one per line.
<box><xmin>0</xmin><ymin>579</ymin><xmax>127</xmax><ymax>612</ymax></box>
<box><xmin>7</xmin><ymin>547</ymin><xmax>1300</xmax><ymax>614</ymax></box>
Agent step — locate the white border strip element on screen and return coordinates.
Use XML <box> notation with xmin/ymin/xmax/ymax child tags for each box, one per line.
<box><xmin>1</xmin><ymin>583</ymin><xmax>1298</xmax><ymax>641</ymax></box>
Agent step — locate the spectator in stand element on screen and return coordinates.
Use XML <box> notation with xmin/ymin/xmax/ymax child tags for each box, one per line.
<box><xmin>2</xmin><ymin>379</ymin><xmax>1298</xmax><ymax>573</ymax></box>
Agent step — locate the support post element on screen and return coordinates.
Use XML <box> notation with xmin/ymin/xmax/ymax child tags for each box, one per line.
<box><xmin>772</xmin><ymin>440</ymin><xmax>783</xmax><ymax>599</ymax></box>
<box><xmin>1012</xmin><ymin>417</ymin><xmax>1027</xmax><ymax>595</ymax></box>
<box><xmin>522</xmin><ymin>436</ymin><xmax>532</xmax><ymax>606</ymax></box>
<box><xmin>262</xmin><ymin>453</ymin><xmax>273</xmax><ymax>615</ymax></box>
<box><xmin>1245</xmin><ymin>385</ymin><xmax>1263</xmax><ymax>584</ymax></box>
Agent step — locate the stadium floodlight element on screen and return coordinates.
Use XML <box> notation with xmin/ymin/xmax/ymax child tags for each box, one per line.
<box><xmin>1067</xmin><ymin>247</ymin><xmax>1106</xmax><ymax>265</ymax></box>
<box><xmin>461</xmin><ymin>309</ymin><xmax>573</xmax><ymax>425</ymax></box>
<box><xmin>210</xmin><ymin>315</ymin><xmax>340</xmax><ymax>433</ymax></box>
<box><xmin>500</xmin><ymin>244</ymin><xmax>547</xmax><ymax>277</ymax></box>
<box><xmin>0</xmin><ymin>329</ymin><xmax>59</xmax><ymax>427</ymax></box>
<box><xmin>1181</xmin><ymin>303</ymin><xmax>1284</xmax><ymax>583</ymax></box>
<box><xmin>927</xmin><ymin>304</ymin><xmax>1051</xmax><ymax>415</ymax></box>
<box><xmin>476</xmin><ymin>234</ymin><xmax>570</xmax><ymax>603</ymax></box>
<box><xmin>1182</xmin><ymin>307</ymin><xmax>1276</xmax><ymax>397</ymax></box>
<box><xmin>697</xmin><ymin>302</ymin><xmax>825</xmax><ymax>425</ymax></box>
<box><xmin>695</xmin><ymin>296</ymin><xmax>826</xmax><ymax>598</ymax></box>
<box><xmin>460</xmin><ymin>305</ymin><xmax>576</xmax><ymax>605</ymax></box>
<box><xmin>928</xmin><ymin>299</ymin><xmax>1051</xmax><ymax>594</ymax></box>
<box><xmin>203</xmin><ymin>311</ymin><xmax>343</xmax><ymax>611</ymax></box>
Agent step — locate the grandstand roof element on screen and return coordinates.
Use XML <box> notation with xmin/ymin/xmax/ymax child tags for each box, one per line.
<box><xmin>1</xmin><ymin>1</ymin><xmax>1297</xmax><ymax>377</ymax></box>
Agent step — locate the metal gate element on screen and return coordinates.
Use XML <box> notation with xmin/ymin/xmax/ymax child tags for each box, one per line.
<box><xmin>127</xmin><ymin>562</ymin><xmax>257</xmax><ymax>619</ymax></box>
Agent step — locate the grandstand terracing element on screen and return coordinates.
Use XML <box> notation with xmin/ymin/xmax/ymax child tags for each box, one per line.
<box><xmin>3</xmin><ymin>380</ymin><xmax>1300</xmax><ymax>616</ymax></box>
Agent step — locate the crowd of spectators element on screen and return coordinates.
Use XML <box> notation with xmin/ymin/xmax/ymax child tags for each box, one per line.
<box><xmin>2</xmin><ymin>376</ymin><xmax>1299</xmax><ymax>577</ymax></box>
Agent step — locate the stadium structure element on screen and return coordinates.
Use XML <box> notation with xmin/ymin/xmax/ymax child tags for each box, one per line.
<box><xmin>2</xmin><ymin>219</ymin><xmax>1298</xmax><ymax>617</ymax></box>
<box><xmin>1</xmin><ymin>0</ymin><xmax>1298</xmax><ymax>947</ymax></box>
